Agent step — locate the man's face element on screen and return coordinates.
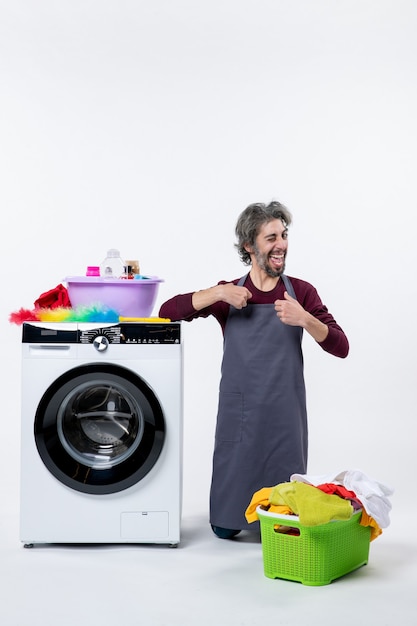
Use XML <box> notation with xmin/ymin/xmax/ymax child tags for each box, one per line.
<box><xmin>248</xmin><ymin>218</ymin><xmax>288</xmax><ymax>278</ymax></box>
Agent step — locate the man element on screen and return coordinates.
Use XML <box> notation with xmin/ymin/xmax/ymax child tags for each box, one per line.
<box><xmin>159</xmin><ymin>201</ymin><xmax>349</xmax><ymax>539</ymax></box>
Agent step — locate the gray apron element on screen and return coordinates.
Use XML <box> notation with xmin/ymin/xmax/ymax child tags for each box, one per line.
<box><xmin>209</xmin><ymin>274</ymin><xmax>308</xmax><ymax>530</ymax></box>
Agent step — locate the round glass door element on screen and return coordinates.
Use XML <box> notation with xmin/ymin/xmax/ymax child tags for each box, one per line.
<box><xmin>34</xmin><ymin>364</ymin><xmax>165</xmax><ymax>494</ymax></box>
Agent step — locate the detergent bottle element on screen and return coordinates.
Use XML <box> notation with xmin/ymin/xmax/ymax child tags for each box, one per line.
<box><xmin>100</xmin><ymin>249</ymin><xmax>125</xmax><ymax>278</ymax></box>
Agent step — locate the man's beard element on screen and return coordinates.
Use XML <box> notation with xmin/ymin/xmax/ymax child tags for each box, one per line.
<box><xmin>253</xmin><ymin>244</ymin><xmax>286</xmax><ymax>278</ymax></box>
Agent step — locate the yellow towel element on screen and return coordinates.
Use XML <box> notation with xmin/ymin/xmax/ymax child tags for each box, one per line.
<box><xmin>269</xmin><ymin>481</ymin><xmax>353</xmax><ymax>526</ymax></box>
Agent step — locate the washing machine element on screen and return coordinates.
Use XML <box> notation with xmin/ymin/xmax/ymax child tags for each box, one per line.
<box><xmin>20</xmin><ymin>320</ymin><xmax>183</xmax><ymax>547</ymax></box>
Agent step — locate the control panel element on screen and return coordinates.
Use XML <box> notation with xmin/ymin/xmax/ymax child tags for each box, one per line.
<box><xmin>22</xmin><ymin>322</ymin><xmax>181</xmax><ymax>345</ymax></box>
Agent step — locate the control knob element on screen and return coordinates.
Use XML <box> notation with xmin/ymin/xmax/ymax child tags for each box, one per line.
<box><xmin>93</xmin><ymin>335</ymin><xmax>109</xmax><ymax>352</ymax></box>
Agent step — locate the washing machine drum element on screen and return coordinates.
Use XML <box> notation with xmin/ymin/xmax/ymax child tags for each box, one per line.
<box><xmin>34</xmin><ymin>364</ymin><xmax>166</xmax><ymax>494</ymax></box>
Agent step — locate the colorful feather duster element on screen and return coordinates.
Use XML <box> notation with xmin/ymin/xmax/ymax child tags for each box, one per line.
<box><xmin>9</xmin><ymin>305</ymin><xmax>120</xmax><ymax>325</ymax></box>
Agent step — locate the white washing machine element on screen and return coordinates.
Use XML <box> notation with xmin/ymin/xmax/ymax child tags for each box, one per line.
<box><xmin>20</xmin><ymin>321</ymin><xmax>183</xmax><ymax>547</ymax></box>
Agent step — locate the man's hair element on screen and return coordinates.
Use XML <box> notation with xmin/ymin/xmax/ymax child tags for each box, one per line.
<box><xmin>235</xmin><ymin>201</ymin><xmax>292</xmax><ymax>266</ymax></box>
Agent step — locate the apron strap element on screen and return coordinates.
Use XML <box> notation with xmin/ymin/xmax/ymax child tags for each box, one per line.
<box><xmin>281</xmin><ymin>274</ymin><xmax>297</xmax><ymax>300</ymax></box>
<box><xmin>237</xmin><ymin>273</ymin><xmax>297</xmax><ymax>300</ymax></box>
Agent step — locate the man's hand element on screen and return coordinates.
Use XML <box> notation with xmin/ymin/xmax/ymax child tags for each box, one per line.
<box><xmin>274</xmin><ymin>291</ymin><xmax>307</xmax><ymax>326</ymax></box>
<box><xmin>274</xmin><ymin>291</ymin><xmax>329</xmax><ymax>342</ymax></box>
<box><xmin>218</xmin><ymin>283</ymin><xmax>252</xmax><ymax>309</ymax></box>
<box><xmin>192</xmin><ymin>283</ymin><xmax>252</xmax><ymax>311</ymax></box>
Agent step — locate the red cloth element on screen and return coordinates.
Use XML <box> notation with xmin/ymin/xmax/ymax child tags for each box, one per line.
<box><xmin>34</xmin><ymin>284</ymin><xmax>71</xmax><ymax>309</ymax></box>
<box><xmin>317</xmin><ymin>483</ymin><xmax>360</xmax><ymax>504</ymax></box>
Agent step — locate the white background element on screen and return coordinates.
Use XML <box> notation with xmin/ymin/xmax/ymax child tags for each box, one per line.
<box><xmin>1</xmin><ymin>0</ymin><xmax>416</xmax><ymax>521</ymax></box>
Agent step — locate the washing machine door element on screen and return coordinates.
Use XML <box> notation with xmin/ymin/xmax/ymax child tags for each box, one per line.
<box><xmin>34</xmin><ymin>364</ymin><xmax>165</xmax><ymax>494</ymax></box>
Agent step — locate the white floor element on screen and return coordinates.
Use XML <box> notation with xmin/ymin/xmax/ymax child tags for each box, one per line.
<box><xmin>1</xmin><ymin>495</ymin><xmax>415</xmax><ymax>626</ymax></box>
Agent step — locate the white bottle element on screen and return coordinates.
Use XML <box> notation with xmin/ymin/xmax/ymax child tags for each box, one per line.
<box><xmin>100</xmin><ymin>249</ymin><xmax>125</xmax><ymax>279</ymax></box>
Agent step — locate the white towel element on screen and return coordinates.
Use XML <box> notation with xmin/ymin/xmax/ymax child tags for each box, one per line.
<box><xmin>290</xmin><ymin>469</ymin><xmax>394</xmax><ymax>528</ymax></box>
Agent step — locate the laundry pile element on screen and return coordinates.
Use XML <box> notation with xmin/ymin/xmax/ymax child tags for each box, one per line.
<box><xmin>245</xmin><ymin>469</ymin><xmax>393</xmax><ymax>541</ymax></box>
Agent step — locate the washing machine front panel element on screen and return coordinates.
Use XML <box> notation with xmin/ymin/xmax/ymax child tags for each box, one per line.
<box><xmin>20</xmin><ymin>321</ymin><xmax>183</xmax><ymax>545</ymax></box>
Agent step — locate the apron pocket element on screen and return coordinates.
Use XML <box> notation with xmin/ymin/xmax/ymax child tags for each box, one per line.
<box><xmin>215</xmin><ymin>391</ymin><xmax>243</xmax><ymax>442</ymax></box>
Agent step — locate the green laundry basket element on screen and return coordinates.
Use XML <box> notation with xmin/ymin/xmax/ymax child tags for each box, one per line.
<box><xmin>257</xmin><ymin>506</ymin><xmax>371</xmax><ymax>586</ymax></box>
